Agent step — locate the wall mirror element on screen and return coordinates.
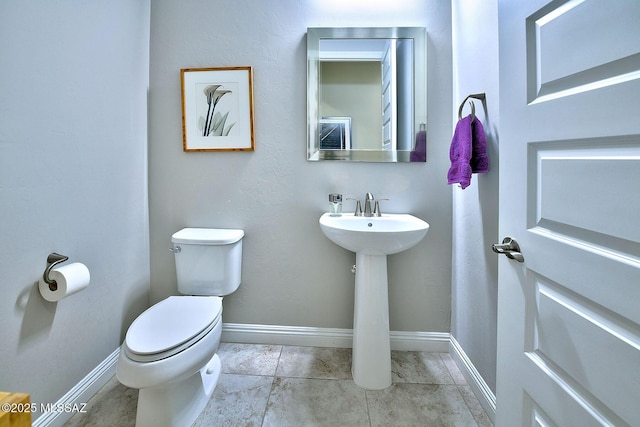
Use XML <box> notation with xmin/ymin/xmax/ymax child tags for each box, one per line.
<box><xmin>307</xmin><ymin>27</ymin><xmax>427</xmax><ymax>162</ymax></box>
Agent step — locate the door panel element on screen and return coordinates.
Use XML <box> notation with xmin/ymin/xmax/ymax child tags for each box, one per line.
<box><xmin>526</xmin><ymin>0</ymin><xmax>640</xmax><ymax>104</ymax></box>
<box><xmin>497</xmin><ymin>0</ymin><xmax>640</xmax><ymax>425</ymax></box>
<box><xmin>530</xmin><ymin>274</ymin><xmax>640</xmax><ymax>420</ymax></box>
<box><xmin>529</xmin><ymin>139</ymin><xmax>640</xmax><ymax>243</ymax></box>
<box><xmin>381</xmin><ymin>40</ymin><xmax>395</xmax><ymax>150</ymax></box>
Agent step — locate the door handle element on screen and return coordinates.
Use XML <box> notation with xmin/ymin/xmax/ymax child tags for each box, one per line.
<box><xmin>492</xmin><ymin>237</ymin><xmax>524</xmax><ymax>263</ymax></box>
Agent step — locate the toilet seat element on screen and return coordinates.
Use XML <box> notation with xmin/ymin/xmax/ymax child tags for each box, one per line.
<box><xmin>124</xmin><ymin>296</ymin><xmax>222</xmax><ymax>363</ymax></box>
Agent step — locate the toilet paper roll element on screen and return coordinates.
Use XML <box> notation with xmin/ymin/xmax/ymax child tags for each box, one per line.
<box><xmin>39</xmin><ymin>262</ymin><xmax>90</xmax><ymax>302</ymax></box>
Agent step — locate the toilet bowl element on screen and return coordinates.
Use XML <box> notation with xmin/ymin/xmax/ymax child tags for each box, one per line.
<box><xmin>117</xmin><ymin>228</ymin><xmax>244</xmax><ymax>427</ymax></box>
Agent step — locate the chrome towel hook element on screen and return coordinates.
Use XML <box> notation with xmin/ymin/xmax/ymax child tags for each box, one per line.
<box><xmin>43</xmin><ymin>253</ymin><xmax>69</xmax><ymax>291</ymax></box>
<box><xmin>457</xmin><ymin>92</ymin><xmax>486</xmax><ymax>121</ymax></box>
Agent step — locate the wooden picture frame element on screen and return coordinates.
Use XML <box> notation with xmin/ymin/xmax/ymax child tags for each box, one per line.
<box><xmin>180</xmin><ymin>66</ymin><xmax>255</xmax><ymax>152</ymax></box>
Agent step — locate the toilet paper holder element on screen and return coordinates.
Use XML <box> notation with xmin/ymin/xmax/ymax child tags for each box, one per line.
<box><xmin>43</xmin><ymin>253</ymin><xmax>69</xmax><ymax>291</ymax></box>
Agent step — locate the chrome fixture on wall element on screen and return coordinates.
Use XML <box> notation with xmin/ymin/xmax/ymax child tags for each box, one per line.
<box><xmin>42</xmin><ymin>253</ymin><xmax>69</xmax><ymax>291</ymax></box>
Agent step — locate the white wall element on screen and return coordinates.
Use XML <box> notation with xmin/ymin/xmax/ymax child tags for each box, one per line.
<box><xmin>149</xmin><ymin>0</ymin><xmax>453</xmax><ymax>332</ymax></box>
<box><xmin>451</xmin><ymin>0</ymin><xmax>500</xmax><ymax>393</ymax></box>
<box><xmin>0</xmin><ymin>0</ymin><xmax>150</xmax><ymax>417</ymax></box>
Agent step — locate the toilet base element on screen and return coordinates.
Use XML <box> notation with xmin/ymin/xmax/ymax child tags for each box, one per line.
<box><xmin>135</xmin><ymin>353</ymin><xmax>221</xmax><ymax>427</ymax></box>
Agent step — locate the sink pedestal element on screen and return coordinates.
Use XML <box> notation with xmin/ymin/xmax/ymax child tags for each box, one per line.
<box><xmin>352</xmin><ymin>253</ymin><xmax>392</xmax><ymax>389</ymax></box>
<box><xmin>318</xmin><ymin>212</ymin><xmax>430</xmax><ymax>390</ymax></box>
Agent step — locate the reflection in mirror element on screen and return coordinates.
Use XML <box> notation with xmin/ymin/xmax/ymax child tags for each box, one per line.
<box><xmin>307</xmin><ymin>27</ymin><xmax>426</xmax><ymax>162</ymax></box>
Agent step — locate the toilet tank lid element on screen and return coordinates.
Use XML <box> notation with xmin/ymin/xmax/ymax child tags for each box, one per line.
<box><xmin>172</xmin><ymin>228</ymin><xmax>244</xmax><ymax>245</ymax></box>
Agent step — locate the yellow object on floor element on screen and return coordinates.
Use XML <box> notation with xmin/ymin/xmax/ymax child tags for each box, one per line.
<box><xmin>0</xmin><ymin>392</ymin><xmax>31</xmax><ymax>427</ymax></box>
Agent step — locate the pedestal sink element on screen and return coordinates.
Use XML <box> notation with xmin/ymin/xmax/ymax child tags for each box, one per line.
<box><xmin>319</xmin><ymin>212</ymin><xmax>429</xmax><ymax>389</ymax></box>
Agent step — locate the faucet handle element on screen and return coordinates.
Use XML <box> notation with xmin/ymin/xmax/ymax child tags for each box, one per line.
<box><xmin>373</xmin><ymin>198</ymin><xmax>389</xmax><ymax>217</ymax></box>
<box><xmin>346</xmin><ymin>197</ymin><xmax>363</xmax><ymax>216</ymax></box>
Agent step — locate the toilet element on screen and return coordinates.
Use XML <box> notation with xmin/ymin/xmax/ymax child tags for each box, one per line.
<box><xmin>117</xmin><ymin>227</ymin><xmax>244</xmax><ymax>427</ymax></box>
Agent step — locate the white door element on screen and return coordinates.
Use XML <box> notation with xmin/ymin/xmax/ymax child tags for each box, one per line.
<box><xmin>496</xmin><ymin>1</ymin><xmax>640</xmax><ymax>426</ymax></box>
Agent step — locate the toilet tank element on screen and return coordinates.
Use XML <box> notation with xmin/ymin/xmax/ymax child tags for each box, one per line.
<box><xmin>171</xmin><ymin>228</ymin><xmax>244</xmax><ymax>296</ymax></box>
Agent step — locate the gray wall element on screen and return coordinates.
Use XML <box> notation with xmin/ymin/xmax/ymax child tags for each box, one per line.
<box><xmin>0</xmin><ymin>0</ymin><xmax>150</xmax><ymax>414</ymax></box>
<box><xmin>149</xmin><ymin>0</ymin><xmax>454</xmax><ymax>332</ymax></box>
<box><xmin>451</xmin><ymin>0</ymin><xmax>500</xmax><ymax>392</ymax></box>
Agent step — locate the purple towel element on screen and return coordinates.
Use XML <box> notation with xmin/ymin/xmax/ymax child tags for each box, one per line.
<box><xmin>447</xmin><ymin>115</ymin><xmax>474</xmax><ymax>188</ymax></box>
<box><xmin>447</xmin><ymin>115</ymin><xmax>488</xmax><ymax>189</ymax></box>
<box><xmin>410</xmin><ymin>130</ymin><xmax>427</xmax><ymax>162</ymax></box>
<box><xmin>471</xmin><ymin>117</ymin><xmax>488</xmax><ymax>173</ymax></box>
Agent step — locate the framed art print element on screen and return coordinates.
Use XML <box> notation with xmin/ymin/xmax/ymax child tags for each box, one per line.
<box><xmin>180</xmin><ymin>66</ymin><xmax>255</xmax><ymax>152</ymax></box>
<box><xmin>319</xmin><ymin>117</ymin><xmax>352</xmax><ymax>150</ymax></box>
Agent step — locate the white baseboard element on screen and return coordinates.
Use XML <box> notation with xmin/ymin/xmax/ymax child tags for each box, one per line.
<box><xmin>221</xmin><ymin>322</ymin><xmax>450</xmax><ymax>352</ymax></box>
<box><xmin>449</xmin><ymin>336</ymin><xmax>496</xmax><ymax>423</ymax></box>
<box><xmin>33</xmin><ymin>347</ymin><xmax>120</xmax><ymax>427</ymax></box>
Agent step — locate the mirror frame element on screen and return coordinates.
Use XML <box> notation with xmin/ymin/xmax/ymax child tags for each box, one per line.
<box><xmin>307</xmin><ymin>27</ymin><xmax>427</xmax><ymax>162</ymax></box>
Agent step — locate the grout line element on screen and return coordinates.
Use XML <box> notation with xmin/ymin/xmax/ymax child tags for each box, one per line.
<box><xmin>272</xmin><ymin>344</ymin><xmax>284</xmax><ymax>377</ymax></box>
<box><xmin>259</xmin><ymin>345</ymin><xmax>283</xmax><ymax>426</ymax></box>
<box><xmin>364</xmin><ymin>388</ymin><xmax>373</xmax><ymax>427</ymax></box>
<box><xmin>437</xmin><ymin>351</ymin><xmax>458</xmax><ymax>385</ymax></box>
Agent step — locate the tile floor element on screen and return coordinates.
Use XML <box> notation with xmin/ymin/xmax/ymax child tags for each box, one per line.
<box><xmin>65</xmin><ymin>343</ymin><xmax>493</xmax><ymax>426</ymax></box>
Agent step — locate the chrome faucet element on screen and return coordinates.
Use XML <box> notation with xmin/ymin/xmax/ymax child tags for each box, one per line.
<box><xmin>347</xmin><ymin>193</ymin><xmax>382</xmax><ymax>216</ymax></box>
<box><xmin>364</xmin><ymin>193</ymin><xmax>374</xmax><ymax>217</ymax></box>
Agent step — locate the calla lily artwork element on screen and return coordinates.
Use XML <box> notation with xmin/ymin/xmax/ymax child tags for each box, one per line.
<box><xmin>181</xmin><ymin>67</ymin><xmax>255</xmax><ymax>152</ymax></box>
<box><xmin>201</xmin><ymin>85</ymin><xmax>235</xmax><ymax>137</ymax></box>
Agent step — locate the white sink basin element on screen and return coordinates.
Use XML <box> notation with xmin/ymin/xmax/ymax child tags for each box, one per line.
<box><xmin>319</xmin><ymin>213</ymin><xmax>429</xmax><ymax>255</ymax></box>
